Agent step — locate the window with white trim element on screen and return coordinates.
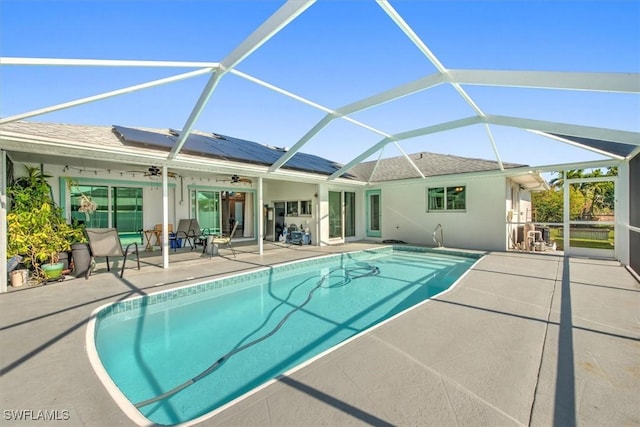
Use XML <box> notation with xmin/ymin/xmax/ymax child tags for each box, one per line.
<box><xmin>427</xmin><ymin>186</ymin><xmax>466</xmax><ymax>211</ymax></box>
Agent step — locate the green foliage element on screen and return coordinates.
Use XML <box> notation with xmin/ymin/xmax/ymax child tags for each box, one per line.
<box><xmin>535</xmin><ymin>168</ymin><xmax>617</xmax><ymax>222</ymax></box>
<box><xmin>6</xmin><ymin>165</ymin><xmax>86</xmax><ymax>282</ymax></box>
<box><xmin>532</xmin><ymin>189</ymin><xmax>563</xmax><ymax>222</ymax></box>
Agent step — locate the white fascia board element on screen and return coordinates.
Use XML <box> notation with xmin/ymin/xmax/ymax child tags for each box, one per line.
<box><xmin>628</xmin><ymin>146</ymin><xmax>640</xmax><ymax>160</ymax></box>
<box><xmin>485</xmin><ymin>115</ymin><xmax>640</xmax><ymax>146</ymax></box>
<box><xmin>0</xmin><ymin>57</ymin><xmax>221</xmax><ymax>68</ymax></box>
<box><xmin>507</xmin><ymin>159</ymin><xmax>621</xmax><ymax>175</ymax></box>
<box><xmin>0</xmin><ymin>137</ymin><xmax>168</xmax><ymax>165</ymax></box>
<box><xmin>0</xmin><ymin>68</ymin><xmax>214</xmax><ymax>125</ymax></box>
<box><xmin>170</xmin><ymin>155</ymin><xmax>365</xmax><ymax>186</ymax></box>
<box><xmin>449</xmin><ymin>69</ymin><xmax>640</xmax><ymax>94</ymax></box>
<box><xmin>368</xmin><ymin>167</ymin><xmax>528</xmax><ymax>188</ymax></box>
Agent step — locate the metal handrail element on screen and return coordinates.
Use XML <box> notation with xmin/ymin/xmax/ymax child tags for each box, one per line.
<box><xmin>433</xmin><ymin>224</ymin><xmax>444</xmax><ymax>247</ymax></box>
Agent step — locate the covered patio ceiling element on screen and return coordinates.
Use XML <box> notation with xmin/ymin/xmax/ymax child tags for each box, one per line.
<box><xmin>0</xmin><ymin>1</ymin><xmax>639</xmax><ymax>177</ymax></box>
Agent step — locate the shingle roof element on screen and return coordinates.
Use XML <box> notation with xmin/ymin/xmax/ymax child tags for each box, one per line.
<box><xmin>350</xmin><ymin>152</ymin><xmax>526</xmax><ymax>182</ymax></box>
<box><xmin>0</xmin><ymin>121</ymin><xmax>121</xmax><ymax>147</ymax></box>
<box><xmin>1</xmin><ymin>121</ymin><xmax>526</xmax><ymax>182</ymax></box>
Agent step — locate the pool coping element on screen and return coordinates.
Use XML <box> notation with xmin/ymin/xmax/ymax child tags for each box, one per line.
<box><xmin>2</xmin><ymin>242</ymin><xmax>638</xmax><ymax>427</ymax></box>
<box><xmin>85</xmin><ymin>245</ymin><xmax>484</xmax><ymax>426</ymax></box>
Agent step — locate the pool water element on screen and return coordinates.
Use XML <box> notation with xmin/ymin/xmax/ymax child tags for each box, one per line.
<box><xmin>92</xmin><ymin>248</ymin><xmax>478</xmax><ymax>425</ymax></box>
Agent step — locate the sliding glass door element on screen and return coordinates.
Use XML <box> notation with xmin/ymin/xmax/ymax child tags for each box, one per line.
<box><xmin>366</xmin><ymin>189</ymin><xmax>381</xmax><ymax>237</ymax></box>
<box><xmin>329</xmin><ymin>191</ymin><xmax>356</xmax><ymax>239</ymax></box>
<box><xmin>190</xmin><ymin>189</ymin><xmax>253</xmax><ymax>238</ymax></box>
<box><xmin>329</xmin><ymin>191</ymin><xmax>342</xmax><ymax>239</ymax></box>
<box><xmin>70</xmin><ymin>185</ymin><xmax>143</xmax><ymax>232</ymax></box>
<box><xmin>192</xmin><ymin>190</ymin><xmax>221</xmax><ymax>235</ymax></box>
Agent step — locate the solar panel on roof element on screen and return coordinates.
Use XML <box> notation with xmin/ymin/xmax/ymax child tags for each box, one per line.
<box><xmin>112</xmin><ymin>125</ymin><xmax>176</xmax><ymax>150</ymax></box>
<box><xmin>547</xmin><ymin>132</ymin><xmax>637</xmax><ymax>158</ymax></box>
<box><xmin>112</xmin><ymin>125</ymin><xmax>353</xmax><ymax>178</ymax></box>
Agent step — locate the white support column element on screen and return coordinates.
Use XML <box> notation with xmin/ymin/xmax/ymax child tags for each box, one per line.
<box><xmin>317</xmin><ymin>183</ymin><xmax>328</xmax><ymax>246</ymax></box>
<box><xmin>616</xmin><ymin>161</ymin><xmax>630</xmax><ymax>265</ymax></box>
<box><xmin>162</xmin><ymin>166</ymin><xmax>169</xmax><ymax>269</ymax></box>
<box><xmin>1</xmin><ymin>150</ymin><xmax>7</xmax><ymax>292</ymax></box>
<box><xmin>258</xmin><ymin>177</ymin><xmax>264</xmax><ymax>255</ymax></box>
<box><xmin>563</xmin><ymin>171</ymin><xmax>570</xmax><ymax>255</ymax></box>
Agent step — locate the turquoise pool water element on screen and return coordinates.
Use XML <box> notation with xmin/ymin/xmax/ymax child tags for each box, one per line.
<box><xmin>92</xmin><ymin>247</ymin><xmax>479</xmax><ymax>425</ymax></box>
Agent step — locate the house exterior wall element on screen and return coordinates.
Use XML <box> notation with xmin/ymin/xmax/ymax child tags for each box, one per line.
<box><xmin>12</xmin><ymin>162</ymin><xmax>180</xmax><ymax>231</ymax></box>
<box><xmin>263</xmin><ymin>180</ymin><xmax>319</xmax><ymax>243</ymax></box>
<box><xmin>374</xmin><ymin>175</ymin><xmax>508</xmax><ymax>251</ymax></box>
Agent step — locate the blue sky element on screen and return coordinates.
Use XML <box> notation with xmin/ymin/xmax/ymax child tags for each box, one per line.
<box><xmin>1</xmin><ymin>0</ymin><xmax>638</xmax><ymax>169</ymax></box>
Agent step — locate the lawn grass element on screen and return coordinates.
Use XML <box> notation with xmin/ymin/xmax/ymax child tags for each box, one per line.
<box><xmin>549</xmin><ymin>228</ymin><xmax>614</xmax><ymax>251</ymax></box>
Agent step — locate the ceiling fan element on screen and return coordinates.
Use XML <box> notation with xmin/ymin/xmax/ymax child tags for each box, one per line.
<box><xmin>218</xmin><ymin>174</ymin><xmax>252</xmax><ymax>184</ymax></box>
<box><xmin>127</xmin><ymin>166</ymin><xmax>178</xmax><ymax>178</ymax></box>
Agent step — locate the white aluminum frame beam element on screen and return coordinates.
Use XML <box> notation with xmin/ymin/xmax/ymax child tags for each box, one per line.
<box><xmin>337</xmin><ymin>72</ymin><xmax>446</xmax><ymax>115</ymax></box>
<box><xmin>329</xmin><ymin>116</ymin><xmax>483</xmax><ymax>180</ymax></box>
<box><xmin>377</xmin><ymin>0</ymin><xmax>505</xmax><ymax>170</ymax></box>
<box><xmin>0</xmin><ymin>68</ymin><xmax>214</xmax><ymax>125</ymax></box>
<box><xmin>168</xmin><ymin>0</ymin><xmax>315</xmax><ymax>160</ymax></box>
<box><xmin>0</xmin><ymin>57</ymin><xmax>221</xmax><ymax>68</ymax></box>
<box><xmin>448</xmin><ymin>70</ymin><xmax>640</xmax><ymax>93</ymax></box>
<box><xmin>267</xmin><ymin>73</ymin><xmax>445</xmax><ymax>173</ymax></box>
<box><xmin>485</xmin><ymin>115</ymin><xmax>640</xmax><ymax>146</ymax></box>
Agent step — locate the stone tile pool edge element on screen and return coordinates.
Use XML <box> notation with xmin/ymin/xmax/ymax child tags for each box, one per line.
<box><xmin>85</xmin><ymin>245</ymin><xmax>485</xmax><ymax>427</ymax></box>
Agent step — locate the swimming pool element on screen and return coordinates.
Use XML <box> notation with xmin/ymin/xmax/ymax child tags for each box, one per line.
<box><xmin>87</xmin><ymin>246</ymin><xmax>480</xmax><ymax>425</ymax></box>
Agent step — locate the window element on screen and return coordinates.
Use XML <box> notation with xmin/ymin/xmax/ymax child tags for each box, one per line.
<box><xmin>300</xmin><ymin>200</ymin><xmax>312</xmax><ymax>216</ymax></box>
<box><xmin>286</xmin><ymin>200</ymin><xmax>298</xmax><ymax>216</ymax></box>
<box><xmin>427</xmin><ymin>186</ymin><xmax>466</xmax><ymax>211</ymax></box>
<box><xmin>70</xmin><ymin>185</ymin><xmax>143</xmax><ymax>230</ymax></box>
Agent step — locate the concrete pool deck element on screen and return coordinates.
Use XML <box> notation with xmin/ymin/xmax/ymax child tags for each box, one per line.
<box><xmin>1</xmin><ymin>242</ymin><xmax>638</xmax><ymax>426</ymax></box>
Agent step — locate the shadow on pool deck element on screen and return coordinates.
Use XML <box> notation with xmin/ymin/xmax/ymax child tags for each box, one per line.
<box><xmin>1</xmin><ymin>244</ymin><xmax>638</xmax><ymax>426</ymax></box>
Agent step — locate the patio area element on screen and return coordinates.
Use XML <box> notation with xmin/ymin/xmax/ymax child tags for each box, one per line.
<box><xmin>1</xmin><ymin>243</ymin><xmax>638</xmax><ymax>426</ymax></box>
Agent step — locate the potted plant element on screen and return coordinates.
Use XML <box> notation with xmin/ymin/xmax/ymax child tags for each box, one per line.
<box><xmin>6</xmin><ymin>165</ymin><xmax>85</xmax><ymax>283</ymax></box>
<box><xmin>7</xmin><ymin>200</ymin><xmax>77</xmax><ymax>282</ymax></box>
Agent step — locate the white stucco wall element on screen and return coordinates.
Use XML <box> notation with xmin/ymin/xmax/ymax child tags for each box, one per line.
<box><xmin>374</xmin><ymin>175</ymin><xmax>509</xmax><ymax>251</ymax></box>
<box><xmin>263</xmin><ymin>180</ymin><xmax>319</xmax><ymax>241</ymax></box>
<box><xmin>10</xmin><ymin>163</ymin><xmax>178</xmax><ymax>230</ymax></box>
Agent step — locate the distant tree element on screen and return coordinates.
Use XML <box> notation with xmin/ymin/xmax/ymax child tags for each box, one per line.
<box><xmin>532</xmin><ymin>188</ymin><xmax>563</xmax><ymax>222</ymax></box>
<box><xmin>536</xmin><ymin>168</ymin><xmax>617</xmax><ymax>222</ymax></box>
<box><xmin>532</xmin><ymin>186</ymin><xmax>585</xmax><ymax>223</ymax></box>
